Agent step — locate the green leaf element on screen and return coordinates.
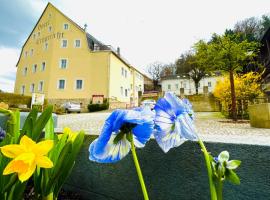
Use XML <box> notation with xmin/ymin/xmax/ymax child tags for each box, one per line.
<box><xmin>21</xmin><ymin>107</ymin><xmax>38</xmax><ymax>137</ymax></box>
<box><xmin>218</xmin><ymin>151</ymin><xmax>229</xmax><ymax>163</ymax></box>
<box><xmin>45</xmin><ymin>116</ymin><xmax>55</xmax><ymax>140</ymax></box>
<box><xmin>226</xmin><ymin>160</ymin><xmax>241</xmax><ymax>170</ymax></box>
<box><xmin>32</xmin><ymin>106</ymin><xmax>53</xmax><ymax>141</ymax></box>
<box><xmin>225</xmin><ymin>169</ymin><xmax>240</xmax><ymax>185</ymax></box>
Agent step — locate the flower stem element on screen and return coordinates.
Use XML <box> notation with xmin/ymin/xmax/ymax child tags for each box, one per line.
<box><xmin>130</xmin><ymin>135</ymin><xmax>149</xmax><ymax>200</ymax></box>
<box><xmin>42</xmin><ymin>192</ymin><xmax>53</xmax><ymax>200</ymax></box>
<box><xmin>198</xmin><ymin>139</ymin><xmax>217</xmax><ymax>200</ymax></box>
<box><xmin>217</xmin><ymin>179</ymin><xmax>223</xmax><ymax>200</ymax></box>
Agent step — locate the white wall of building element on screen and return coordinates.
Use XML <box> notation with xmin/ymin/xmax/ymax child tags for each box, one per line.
<box><xmin>161</xmin><ymin>76</ymin><xmax>222</xmax><ymax>95</ymax></box>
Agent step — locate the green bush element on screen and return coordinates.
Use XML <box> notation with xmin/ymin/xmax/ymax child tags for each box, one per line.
<box><xmin>0</xmin><ymin>93</ymin><xmax>32</xmax><ymax>108</ymax></box>
<box><xmin>87</xmin><ymin>99</ymin><xmax>109</xmax><ymax>112</ymax></box>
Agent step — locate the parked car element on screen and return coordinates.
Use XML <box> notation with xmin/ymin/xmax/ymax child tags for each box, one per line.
<box><xmin>141</xmin><ymin>99</ymin><xmax>156</xmax><ymax>110</ymax></box>
<box><xmin>61</xmin><ymin>102</ymin><xmax>81</xmax><ymax>113</ymax></box>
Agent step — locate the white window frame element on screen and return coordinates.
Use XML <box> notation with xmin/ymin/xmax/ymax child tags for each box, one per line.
<box><xmin>74</xmin><ymin>79</ymin><xmax>84</xmax><ymax>90</ymax></box>
<box><xmin>61</xmin><ymin>39</ymin><xmax>68</xmax><ymax>48</ymax></box>
<box><xmin>41</xmin><ymin>61</ymin><xmax>46</xmax><ymax>71</ymax></box>
<box><xmin>30</xmin><ymin>83</ymin><xmax>35</xmax><ymax>93</ymax></box>
<box><xmin>21</xmin><ymin>85</ymin><xmax>25</xmax><ymax>95</ymax></box>
<box><xmin>32</xmin><ymin>64</ymin><xmax>37</xmax><ymax>73</ymax></box>
<box><xmin>59</xmin><ymin>58</ymin><xmax>68</xmax><ymax>69</ymax></box>
<box><xmin>38</xmin><ymin>81</ymin><xmax>44</xmax><ymax>92</ymax></box>
<box><xmin>63</xmin><ymin>23</ymin><xmax>69</xmax><ymax>30</ymax></box>
<box><xmin>57</xmin><ymin>79</ymin><xmax>66</xmax><ymax>90</ymax></box>
<box><xmin>74</xmin><ymin>39</ymin><xmax>81</xmax><ymax>48</ymax></box>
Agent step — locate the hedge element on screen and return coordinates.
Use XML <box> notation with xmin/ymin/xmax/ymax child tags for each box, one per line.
<box><xmin>0</xmin><ymin>92</ymin><xmax>32</xmax><ymax>108</ymax></box>
<box><xmin>88</xmin><ymin>103</ymin><xmax>109</xmax><ymax>112</ymax></box>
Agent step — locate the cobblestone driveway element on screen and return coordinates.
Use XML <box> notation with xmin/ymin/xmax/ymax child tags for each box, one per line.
<box><xmin>57</xmin><ymin>112</ymin><xmax>270</xmax><ymax>146</ymax></box>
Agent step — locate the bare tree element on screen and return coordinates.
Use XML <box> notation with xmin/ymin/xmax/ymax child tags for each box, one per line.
<box><xmin>147</xmin><ymin>62</ymin><xmax>165</xmax><ymax>90</ymax></box>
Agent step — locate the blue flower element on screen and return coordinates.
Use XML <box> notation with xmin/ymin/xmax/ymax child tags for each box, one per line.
<box><xmin>0</xmin><ymin>127</ymin><xmax>6</xmax><ymax>141</ymax></box>
<box><xmin>153</xmin><ymin>92</ymin><xmax>198</xmax><ymax>153</ymax></box>
<box><xmin>89</xmin><ymin>108</ymin><xmax>154</xmax><ymax>163</ymax></box>
<box><xmin>182</xmin><ymin>98</ymin><xmax>195</xmax><ymax>120</ymax></box>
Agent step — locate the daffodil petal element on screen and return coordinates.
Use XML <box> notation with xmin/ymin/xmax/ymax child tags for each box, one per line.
<box><xmin>20</xmin><ymin>135</ymin><xmax>36</xmax><ymax>150</ymax></box>
<box><xmin>34</xmin><ymin>140</ymin><xmax>54</xmax><ymax>155</ymax></box>
<box><xmin>3</xmin><ymin>159</ymin><xmax>29</xmax><ymax>175</ymax></box>
<box><xmin>18</xmin><ymin>162</ymin><xmax>36</xmax><ymax>182</ymax></box>
<box><xmin>0</xmin><ymin>145</ymin><xmax>25</xmax><ymax>158</ymax></box>
<box><xmin>15</xmin><ymin>152</ymin><xmax>35</xmax><ymax>164</ymax></box>
<box><xmin>36</xmin><ymin>156</ymin><xmax>53</xmax><ymax>168</ymax></box>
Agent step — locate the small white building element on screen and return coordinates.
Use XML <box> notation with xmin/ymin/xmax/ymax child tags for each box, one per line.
<box><xmin>161</xmin><ymin>75</ymin><xmax>222</xmax><ymax>95</ymax></box>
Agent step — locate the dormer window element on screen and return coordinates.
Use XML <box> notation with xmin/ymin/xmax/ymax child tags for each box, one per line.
<box><xmin>63</xmin><ymin>23</ymin><xmax>69</xmax><ymax>30</ymax></box>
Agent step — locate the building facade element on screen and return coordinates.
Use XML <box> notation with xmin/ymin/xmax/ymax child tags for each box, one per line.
<box><xmin>14</xmin><ymin>3</ymin><xmax>144</xmax><ymax>109</ymax></box>
<box><xmin>161</xmin><ymin>75</ymin><xmax>221</xmax><ymax>96</ymax></box>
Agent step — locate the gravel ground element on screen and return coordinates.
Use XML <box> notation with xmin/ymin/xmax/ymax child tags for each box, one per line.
<box><xmin>57</xmin><ymin>112</ymin><xmax>270</xmax><ymax>146</ymax></box>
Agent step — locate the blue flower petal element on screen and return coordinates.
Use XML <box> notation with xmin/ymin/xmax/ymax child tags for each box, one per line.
<box><xmin>132</xmin><ymin>122</ymin><xmax>154</xmax><ymax>148</ymax></box>
<box><xmin>164</xmin><ymin>92</ymin><xmax>186</xmax><ymax>115</ymax></box>
<box><xmin>176</xmin><ymin>113</ymin><xmax>198</xmax><ymax>140</ymax></box>
<box><xmin>153</xmin><ymin>126</ymin><xmax>185</xmax><ymax>153</ymax></box>
<box><xmin>89</xmin><ymin>135</ymin><xmax>131</xmax><ymax>163</ymax></box>
<box><xmin>92</xmin><ymin>110</ymin><xmax>126</xmax><ymax>156</ymax></box>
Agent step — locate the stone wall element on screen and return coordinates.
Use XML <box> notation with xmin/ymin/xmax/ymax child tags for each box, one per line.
<box><xmin>187</xmin><ymin>95</ymin><xmax>220</xmax><ymax>112</ymax></box>
<box><xmin>64</xmin><ymin>135</ymin><xmax>270</xmax><ymax>200</ymax></box>
<box><xmin>248</xmin><ymin>103</ymin><xmax>270</xmax><ymax>128</ymax></box>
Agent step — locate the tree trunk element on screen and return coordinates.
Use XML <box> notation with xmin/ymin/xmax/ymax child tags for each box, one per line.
<box><xmin>195</xmin><ymin>82</ymin><xmax>199</xmax><ymax>95</ymax></box>
<box><xmin>229</xmin><ymin>70</ymin><xmax>237</xmax><ymax>121</ymax></box>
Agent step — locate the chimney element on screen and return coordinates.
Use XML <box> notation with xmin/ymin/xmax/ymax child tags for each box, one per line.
<box><xmin>117</xmin><ymin>47</ymin><xmax>120</xmax><ymax>55</ymax></box>
<box><xmin>84</xmin><ymin>24</ymin><xmax>88</xmax><ymax>31</ymax></box>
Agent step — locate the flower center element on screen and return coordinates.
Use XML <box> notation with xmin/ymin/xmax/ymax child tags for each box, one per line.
<box><xmin>113</xmin><ymin>123</ymin><xmax>136</xmax><ymax>144</ymax></box>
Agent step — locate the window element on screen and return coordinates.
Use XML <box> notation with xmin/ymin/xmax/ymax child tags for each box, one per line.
<box><xmin>38</xmin><ymin>32</ymin><xmax>40</xmax><ymax>37</ymax></box>
<box><xmin>44</xmin><ymin>42</ymin><xmax>48</xmax><ymax>50</ymax></box>
<box><xmin>25</xmin><ymin>51</ymin><xmax>28</xmax><ymax>57</ymax></box>
<box><xmin>41</xmin><ymin>62</ymin><xmax>46</xmax><ymax>71</ymax></box>
<box><xmin>76</xmin><ymin>80</ymin><xmax>83</xmax><ymax>90</ymax></box>
<box><xmin>168</xmin><ymin>84</ymin><xmax>171</xmax><ymax>90</ymax></box>
<box><xmin>61</xmin><ymin>39</ymin><xmax>68</xmax><ymax>48</ymax></box>
<box><xmin>48</xmin><ymin>26</ymin><xmax>52</xmax><ymax>32</ymax></box>
<box><xmin>30</xmin><ymin>83</ymin><xmax>35</xmax><ymax>93</ymax></box>
<box><xmin>208</xmin><ymin>82</ymin><xmax>212</xmax><ymax>87</ymax></box>
<box><xmin>125</xmin><ymin>89</ymin><xmax>128</xmax><ymax>97</ymax></box>
<box><xmin>175</xmin><ymin>84</ymin><xmax>179</xmax><ymax>89</ymax></box>
<box><xmin>125</xmin><ymin>70</ymin><xmax>127</xmax><ymax>78</ymax></box>
<box><xmin>74</xmin><ymin>39</ymin><xmax>81</xmax><ymax>48</ymax></box>
<box><xmin>120</xmin><ymin>86</ymin><xmax>123</xmax><ymax>95</ymax></box>
<box><xmin>38</xmin><ymin>81</ymin><xmax>44</xmax><ymax>92</ymax></box>
<box><xmin>121</xmin><ymin>67</ymin><xmax>124</xmax><ymax>76</ymax></box>
<box><xmin>21</xmin><ymin>85</ymin><xmax>25</xmax><ymax>95</ymax></box>
<box><xmin>63</xmin><ymin>23</ymin><xmax>69</xmax><ymax>30</ymax></box>
<box><xmin>23</xmin><ymin>67</ymin><xmax>27</xmax><ymax>76</ymax></box>
<box><xmin>30</xmin><ymin>49</ymin><xmax>34</xmax><ymax>56</ymax></box>
<box><xmin>60</xmin><ymin>59</ymin><xmax>67</xmax><ymax>69</ymax></box>
<box><xmin>58</xmin><ymin>80</ymin><xmax>65</xmax><ymax>89</ymax></box>
<box><xmin>183</xmin><ymin>83</ymin><xmax>187</xmax><ymax>88</ymax></box>
<box><xmin>32</xmin><ymin>64</ymin><xmax>37</xmax><ymax>73</ymax></box>
<box><xmin>33</xmin><ymin>34</ymin><xmax>36</xmax><ymax>39</ymax></box>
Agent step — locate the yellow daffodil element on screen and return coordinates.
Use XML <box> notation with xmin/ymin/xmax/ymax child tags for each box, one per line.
<box><xmin>0</xmin><ymin>135</ymin><xmax>54</xmax><ymax>182</ymax></box>
<box><xmin>58</xmin><ymin>127</ymin><xmax>78</xmax><ymax>141</ymax></box>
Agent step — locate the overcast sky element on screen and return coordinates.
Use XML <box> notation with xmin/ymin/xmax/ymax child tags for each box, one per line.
<box><xmin>0</xmin><ymin>0</ymin><xmax>270</xmax><ymax>92</ymax></box>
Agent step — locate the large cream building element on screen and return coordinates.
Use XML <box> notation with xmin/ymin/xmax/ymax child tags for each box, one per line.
<box><xmin>14</xmin><ymin>3</ymin><xmax>144</xmax><ymax>109</ymax></box>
